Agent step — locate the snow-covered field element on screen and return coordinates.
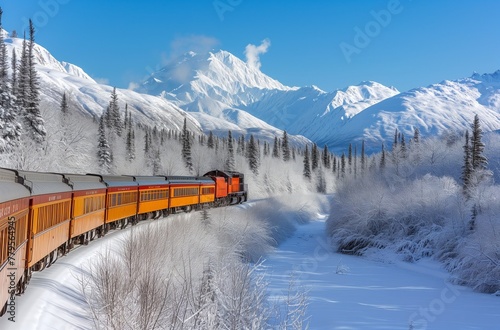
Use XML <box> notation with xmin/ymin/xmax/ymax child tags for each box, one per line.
<box><xmin>263</xmin><ymin>215</ymin><xmax>500</xmax><ymax>329</ymax></box>
<box><xmin>1</xmin><ymin>196</ymin><xmax>499</xmax><ymax>329</ymax></box>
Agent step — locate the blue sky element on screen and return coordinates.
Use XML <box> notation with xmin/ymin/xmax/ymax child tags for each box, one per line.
<box><xmin>2</xmin><ymin>0</ymin><xmax>500</xmax><ymax>92</ymax></box>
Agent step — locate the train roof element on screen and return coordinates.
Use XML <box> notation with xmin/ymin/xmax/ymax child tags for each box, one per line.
<box><xmin>203</xmin><ymin>170</ymin><xmax>244</xmax><ymax>178</ymax></box>
<box><xmin>125</xmin><ymin>175</ymin><xmax>169</xmax><ymax>186</ymax></box>
<box><xmin>14</xmin><ymin>170</ymin><xmax>72</xmax><ymax>195</ymax></box>
<box><xmin>0</xmin><ymin>168</ymin><xmax>31</xmax><ymax>203</ymax></box>
<box><xmin>86</xmin><ymin>174</ymin><xmax>139</xmax><ymax>188</ymax></box>
<box><xmin>59</xmin><ymin>173</ymin><xmax>107</xmax><ymax>191</ymax></box>
<box><xmin>166</xmin><ymin>175</ymin><xmax>214</xmax><ymax>184</ymax></box>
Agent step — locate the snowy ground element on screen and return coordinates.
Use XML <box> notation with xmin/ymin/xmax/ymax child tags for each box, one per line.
<box><xmin>262</xmin><ymin>214</ymin><xmax>500</xmax><ymax>330</ymax></box>
<box><xmin>1</xmin><ymin>199</ymin><xmax>499</xmax><ymax>330</ymax></box>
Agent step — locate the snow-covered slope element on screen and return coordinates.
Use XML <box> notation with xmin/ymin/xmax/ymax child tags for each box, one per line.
<box><xmin>4</xmin><ymin>37</ymin><xmax>310</xmax><ymax>145</ymax></box>
<box><xmin>336</xmin><ymin>72</ymin><xmax>500</xmax><ymax>151</ymax></box>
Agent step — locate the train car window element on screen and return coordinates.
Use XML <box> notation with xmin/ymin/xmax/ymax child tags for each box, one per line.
<box><xmin>0</xmin><ymin>227</ymin><xmax>7</xmax><ymax>264</ymax></box>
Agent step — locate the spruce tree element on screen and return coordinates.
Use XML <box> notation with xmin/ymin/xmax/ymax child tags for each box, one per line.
<box><xmin>282</xmin><ymin>130</ymin><xmax>290</xmax><ymax>161</ymax></box>
<box><xmin>225</xmin><ymin>130</ymin><xmax>235</xmax><ymax>172</ymax></box>
<box><xmin>272</xmin><ymin>136</ymin><xmax>279</xmax><ymax>158</ymax></box>
<box><xmin>347</xmin><ymin>143</ymin><xmax>352</xmax><ymax>174</ymax></box>
<box><xmin>247</xmin><ymin>134</ymin><xmax>259</xmax><ymax>175</ymax></box>
<box><xmin>380</xmin><ymin>143</ymin><xmax>386</xmax><ymax>170</ymax></box>
<box><xmin>413</xmin><ymin>127</ymin><xmax>420</xmax><ymax>143</ymax></box>
<box><xmin>311</xmin><ymin>143</ymin><xmax>319</xmax><ymax>171</ymax></box>
<box><xmin>361</xmin><ymin>140</ymin><xmax>366</xmax><ymax>172</ymax></box>
<box><xmin>340</xmin><ymin>153</ymin><xmax>346</xmax><ymax>177</ymax></box>
<box><xmin>181</xmin><ymin>118</ymin><xmax>193</xmax><ymax>171</ymax></box>
<box><xmin>126</xmin><ymin>122</ymin><xmax>135</xmax><ymax>162</ymax></box>
<box><xmin>60</xmin><ymin>92</ymin><xmax>68</xmax><ymax>115</ymax></box>
<box><xmin>17</xmin><ymin>32</ymin><xmax>28</xmax><ymax>106</ymax></box>
<box><xmin>11</xmin><ymin>49</ymin><xmax>18</xmax><ymax>97</ymax></box>
<box><xmin>97</xmin><ymin>115</ymin><xmax>112</xmax><ymax>172</ymax></box>
<box><xmin>303</xmin><ymin>145</ymin><xmax>311</xmax><ymax>180</ymax></box>
<box><xmin>0</xmin><ymin>8</ymin><xmax>8</xmax><ymax>93</ymax></box>
<box><xmin>108</xmin><ymin>87</ymin><xmax>122</xmax><ymax>136</ymax></box>
<box><xmin>25</xmin><ymin>19</ymin><xmax>45</xmax><ymax>143</ymax></box>
<box><xmin>461</xmin><ymin>130</ymin><xmax>472</xmax><ymax>196</ymax></box>
<box><xmin>207</xmin><ymin>131</ymin><xmax>214</xmax><ymax>149</ymax></box>
<box><xmin>471</xmin><ymin>114</ymin><xmax>487</xmax><ymax>171</ymax></box>
<box><xmin>322</xmin><ymin>145</ymin><xmax>330</xmax><ymax>169</ymax></box>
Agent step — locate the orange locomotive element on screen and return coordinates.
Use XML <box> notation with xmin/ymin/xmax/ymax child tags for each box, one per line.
<box><xmin>0</xmin><ymin>168</ymin><xmax>247</xmax><ymax>316</ymax></box>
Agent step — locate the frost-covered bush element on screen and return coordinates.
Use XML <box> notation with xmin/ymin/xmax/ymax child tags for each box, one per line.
<box><xmin>82</xmin><ymin>197</ymin><xmax>312</xmax><ymax>329</ymax></box>
<box><xmin>327</xmin><ymin>133</ymin><xmax>500</xmax><ymax>293</ymax></box>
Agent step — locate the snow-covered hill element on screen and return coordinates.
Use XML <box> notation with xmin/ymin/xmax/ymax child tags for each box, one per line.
<box><xmin>337</xmin><ymin>72</ymin><xmax>500</xmax><ymax>151</ymax></box>
<box><xmin>139</xmin><ymin>49</ymin><xmax>500</xmax><ymax>153</ymax></box>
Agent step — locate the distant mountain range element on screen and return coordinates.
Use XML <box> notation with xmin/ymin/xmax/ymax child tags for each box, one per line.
<box><xmin>5</xmin><ymin>31</ymin><xmax>500</xmax><ymax>152</ymax></box>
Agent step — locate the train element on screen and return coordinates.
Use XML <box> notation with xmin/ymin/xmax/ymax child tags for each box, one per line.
<box><xmin>0</xmin><ymin>168</ymin><xmax>248</xmax><ymax>316</ymax></box>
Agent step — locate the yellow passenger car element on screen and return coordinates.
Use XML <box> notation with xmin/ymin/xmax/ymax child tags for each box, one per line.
<box><xmin>129</xmin><ymin>176</ymin><xmax>169</xmax><ymax>218</ymax></box>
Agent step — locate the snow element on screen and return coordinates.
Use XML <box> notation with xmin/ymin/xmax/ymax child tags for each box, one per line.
<box><xmin>263</xmin><ymin>213</ymin><xmax>500</xmax><ymax>329</ymax></box>
<box><xmin>1</xmin><ymin>197</ymin><xmax>499</xmax><ymax>329</ymax></box>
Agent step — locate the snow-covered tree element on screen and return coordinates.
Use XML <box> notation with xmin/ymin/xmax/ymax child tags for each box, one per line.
<box><xmin>461</xmin><ymin>130</ymin><xmax>473</xmax><ymax>196</ymax></box>
<box><xmin>311</xmin><ymin>143</ymin><xmax>319</xmax><ymax>171</ymax></box>
<box><xmin>207</xmin><ymin>131</ymin><xmax>214</xmax><ymax>149</ymax></box>
<box><xmin>108</xmin><ymin>87</ymin><xmax>122</xmax><ymax>136</ymax></box>
<box><xmin>303</xmin><ymin>145</ymin><xmax>311</xmax><ymax>180</ymax></box>
<box><xmin>272</xmin><ymin>136</ymin><xmax>279</xmax><ymax>158</ymax></box>
<box><xmin>246</xmin><ymin>134</ymin><xmax>259</xmax><ymax>175</ymax></box>
<box><xmin>471</xmin><ymin>114</ymin><xmax>487</xmax><ymax>171</ymax></box>
<box><xmin>225</xmin><ymin>130</ymin><xmax>235</xmax><ymax>172</ymax></box>
<box><xmin>181</xmin><ymin>118</ymin><xmax>193</xmax><ymax>172</ymax></box>
<box><xmin>97</xmin><ymin>115</ymin><xmax>112</xmax><ymax>172</ymax></box>
<box><xmin>60</xmin><ymin>92</ymin><xmax>68</xmax><ymax>115</ymax></box>
<box><xmin>282</xmin><ymin>130</ymin><xmax>290</xmax><ymax>162</ymax></box>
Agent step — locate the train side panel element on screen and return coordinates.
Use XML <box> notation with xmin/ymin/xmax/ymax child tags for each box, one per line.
<box><xmin>28</xmin><ymin>194</ymin><xmax>72</xmax><ymax>267</ymax></box>
<box><xmin>169</xmin><ymin>185</ymin><xmax>199</xmax><ymax>208</ymax></box>
<box><xmin>138</xmin><ymin>186</ymin><xmax>169</xmax><ymax>214</ymax></box>
<box><xmin>70</xmin><ymin>190</ymin><xmax>106</xmax><ymax>238</ymax></box>
<box><xmin>105</xmin><ymin>187</ymin><xmax>138</xmax><ymax>223</ymax></box>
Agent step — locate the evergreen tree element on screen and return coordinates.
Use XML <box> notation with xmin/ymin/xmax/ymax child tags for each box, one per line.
<box><xmin>393</xmin><ymin>128</ymin><xmax>398</xmax><ymax>151</ymax></box>
<box><xmin>461</xmin><ymin>130</ymin><xmax>473</xmax><ymax>196</ymax></box>
<box><xmin>282</xmin><ymin>130</ymin><xmax>290</xmax><ymax>161</ymax></box>
<box><xmin>361</xmin><ymin>140</ymin><xmax>366</xmax><ymax>172</ymax></box>
<box><xmin>126</xmin><ymin>123</ymin><xmax>135</xmax><ymax>162</ymax></box>
<box><xmin>24</xmin><ymin>19</ymin><xmax>46</xmax><ymax>143</ymax></box>
<box><xmin>17</xmin><ymin>32</ymin><xmax>28</xmax><ymax>106</ymax></box>
<box><xmin>60</xmin><ymin>92</ymin><xmax>68</xmax><ymax>115</ymax></box>
<box><xmin>380</xmin><ymin>143</ymin><xmax>386</xmax><ymax>170</ymax></box>
<box><xmin>413</xmin><ymin>127</ymin><xmax>420</xmax><ymax>143</ymax></box>
<box><xmin>10</xmin><ymin>49</ymin><xmax>18</xmax><ymax>97</ymax></box>
<box><xmin>401</xmin><ymin>134</ymin><xmax>407</xmax><ymax>158</ymax></box>
<box><xmin>272</xmin><ymin>136</ymin><xmax>280</xmax><ymax>158</ymax></box>
<box><xmin>97</xmin><ymin>115</ymin><xmax>112</xmax><ymax>172</ymax></box>
<box><xmin>108</xmin><ymin>87</ymin><xmax>122</xmax><ymax>136</ymax></box>
<box><xmin>207</xmin><ymin>131</ymin><xmax>214</xmax><ymax>149</ymax></box>
<box><xmin>247</xmin><ymin>134</ymin><xmax>259</xmax><ymax>175</ymax></box>
<box><xmin>303</xmin><ymin>145</ymin><xmax>311</xmax><ymax>180</ymax></box>
<box><xmin>181</xmin><ymin>118</ymin><xmax>193</xmax><ymax>171</ymax></box>
<box><xmin>322</xmin><ymin>145</ymin><xmax>330</xmax><ymax>169</ymax></box>
<box><xmin>471</xmin><ymin>114</ymin><xmax>487</xmax><ymax>171</ymax></box>
<box><xmin>311</xmin><ymin>143</ymin><xmax>319</xmax><ymax>171</ymax></box>
<box><xmin>340</xmin><ymin>153</ymin><xmax>346</xmax><ymax>177</ymax></box>
<box><xmin>225</xmin><ymin>130</ymin><xmax>235</xmax><ymax>172</ymax></box>
<box><xmin>0</xmin><ymin>8</ymin><xmax>8</xmax><ymax>93</ymax></box>
<box><xmin>347</xmin><ymin>143</ymin><xmax>352</xmax><ymax>174</ymax></box>
<box><xmin>263</xmin><ymin>141</ymin><xmax>269</xmax><ymax>157</ymax></box>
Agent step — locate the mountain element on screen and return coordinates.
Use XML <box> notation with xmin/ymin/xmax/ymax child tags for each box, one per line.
<box><xmin>3</xmin><ymin>36</ymin><xmax>311</xmax><ymax>146</ymax></box>
<box><xmin>138</xmin><ymin>50</ymin><xmax>399</xmax><ymax>150</ymax></box>
<box><xmin>139</xmin><ymin>50</ymin><xmax>500</xmax><ymax>153</ymax></box>
<box><xmin>335</xmin><ymin>71</ymin><xmax>500</xmax><ymax>151</ymax></box>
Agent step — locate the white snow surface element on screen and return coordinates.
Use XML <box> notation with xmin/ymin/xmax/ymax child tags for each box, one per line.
<box><xmin>1</xmin><ymin>197</ymin><xmax>499</xmax><ymax>329</ymax></box>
